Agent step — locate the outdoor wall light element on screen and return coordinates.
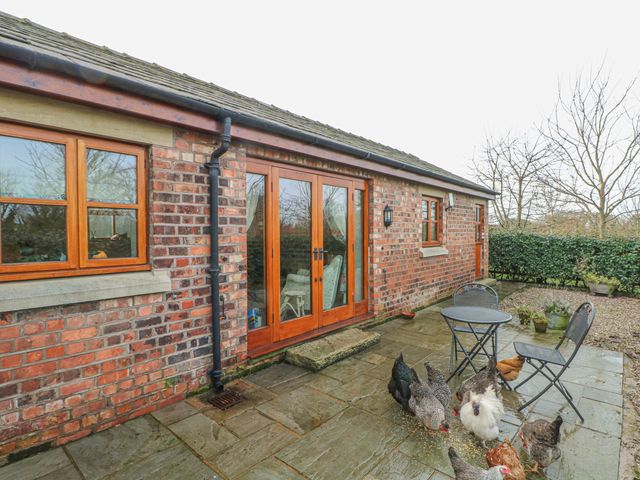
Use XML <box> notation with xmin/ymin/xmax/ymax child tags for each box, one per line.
<box><xmin>446</xmin><ymin>192</ymin><xmax>455</xmax><ymax>211</ymax></box>
<box><xmin>383</xmin><ymin>204</ymin><xmax>393</xmax><ymax>228</ymax></box>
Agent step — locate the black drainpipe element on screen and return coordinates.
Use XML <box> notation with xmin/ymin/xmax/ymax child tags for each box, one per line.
<box><xmin>206</xmin><ymin>116</ymin><xmax>231</xmax><ymax>393</ymax></box>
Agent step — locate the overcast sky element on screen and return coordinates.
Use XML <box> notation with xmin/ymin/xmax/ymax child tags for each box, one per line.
<box><xmin>1</xmin><ymin>1</ymin><xmax>639</xmax><ymax>180</ymax></box>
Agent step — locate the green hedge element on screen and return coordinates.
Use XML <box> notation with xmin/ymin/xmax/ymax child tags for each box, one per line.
<box><xmin>489</xmin><ymin>231</ymin><xmax>640</xmax><ymax>294</ymax></box>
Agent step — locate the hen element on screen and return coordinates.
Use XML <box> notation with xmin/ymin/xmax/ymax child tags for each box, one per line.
<box><xmin>520</xmin><ymin>416</ymin><xmax>563</xmax><ymax>474</ymax></box>
<box><xmin>408</xmin><ymin>375</ymin><xmax>449</xmax><ymax>432</ymax></box>
<box><xmin>456</xmin><ymin>356</ymin><xmax>501</xmax><ymax>405</ymax></box>
<box><xmin>460</xmin><ymin>385</ymin><xmax>504</xmax><ymax>446</ymax></box>
<box><xmin>388</xmin><ymin>353</ymin><xmax>414</xmax><ymax>413</ymax></box>
<box><xmin>486</xmin><ymin>439</ymin><xmax>526</xmax><ymax>480</ymax></box>
<box><xmin>425</xmin><ymin>362</ymin><xmax>451</xmax><ymax>409</ymax></box>
<box><xmin>448</xmin><ymin>447</ymin><xmax>511</xmax><ymax>480</ymax></box>
<box><xmin>496</xmin><ymin>356</ymin><xmax>524</xmax><ymax>382</ymax></box>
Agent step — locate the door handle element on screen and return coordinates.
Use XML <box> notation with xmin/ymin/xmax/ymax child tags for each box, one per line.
<box><xmin>319</xmin><ymin>249</ymin><xmax>324</xmax><ymax>260</ymax></box>
<box><xmin>313</xmin><ymin>247</ymin><xmax>318</xmax><ymax>260</ymax></box>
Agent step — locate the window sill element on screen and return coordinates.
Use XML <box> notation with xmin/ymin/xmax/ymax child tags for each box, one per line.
<box><xmin>419</xmin><ymin>246</ymin><xmax>449</xmax><ymax>258</ymax></box>
<box><xmin>0</xmin><ymin>270</ymin><xmax>171</xmax><ymax>313</ymax></box>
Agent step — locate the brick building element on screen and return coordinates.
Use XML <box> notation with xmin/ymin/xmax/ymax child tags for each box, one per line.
<box><xmin>0</xmin><ymin>12</ymin><xmax>495</xmax><ymax>460</ymax></box>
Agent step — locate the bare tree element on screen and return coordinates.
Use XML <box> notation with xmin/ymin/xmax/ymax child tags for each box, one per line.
<box><xmin>472</xmin><ymin>134</ymin><xmax>549</xmax><ymax>229</ymax></box>
<box><xmin>541</xmin><ymin>69</ymin><xmax>640</xmax><ymax>238</ymax></box>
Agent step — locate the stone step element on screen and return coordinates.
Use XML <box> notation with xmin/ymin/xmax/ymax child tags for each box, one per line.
<box><xmin>285</xmin><ymin>328</ymin><xmax>380</xmax><ymax>371</ymax></box>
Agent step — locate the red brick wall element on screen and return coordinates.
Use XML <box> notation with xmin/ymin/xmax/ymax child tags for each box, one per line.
<box><xmin>370</xmin><ymin>175</ymin><xmax>488</xmax><ymax>317</ymax></box>
<box><xmin>0</xmin><ymin>130</ymin><xmax>488</xmax><ymax>461</ymax></box>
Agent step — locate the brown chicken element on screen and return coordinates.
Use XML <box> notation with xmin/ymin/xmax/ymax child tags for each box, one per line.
<box><xmin>486</xmin><ymin>439</ymin><xmax>526</xmax><ymax>480</ymax></box>
<box><xmin>496</xmin><ymin>356</ymin><xmax>524</xmax><ymax>381</ymax></box>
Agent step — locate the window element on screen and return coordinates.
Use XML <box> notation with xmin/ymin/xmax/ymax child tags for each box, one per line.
<box><xmin>421</xmin><ymin>196</ymin><xmax>442</xmax><ymax>246</ymax></box>
<box><xmin>0</xmin><ymin>122</ymin><xmax>147</xmax><ymax>281</ymax></box>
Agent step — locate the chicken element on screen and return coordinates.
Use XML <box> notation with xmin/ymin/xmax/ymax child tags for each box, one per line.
<box><xmin>408</xmin><ymin>376</ymin><xmax>449</xmax><ymax>432</ymax></box>
<box><xmin>496</xmin><ymin>356</ymin><xmax>525</xmax><ymax>382</ymax></box>
<box><xmin>388</xmin><ymin>353</ymin><xmax>414</xmax><ymax>414</ymax></box>
<box><xmin>520</xmin><ymin>416</ymin><xmax>563</xmax><ymax>474</ymax></box>
<box><xmin>456</xmin><ymin>356</ymin><xmax>501</xmax><ymax>407</ymax></box>
<box><xmin>460</xmin><ymin>385</ymin><xmax>504</xmax><ymax>446</ymax></box>
<box><xmin>486</xmin><ymin>439</ymin><xmax>526</xmax><ymax>480</ymax></box>
<box><xmin>424</xmin><ymin>362</ymin><xmax>451</xmax><ymax>409</ymax></box>
<box><xmin>448</xmin><ymin>447</ymin><xmax>511</xmax><ymax>480</ymax></box>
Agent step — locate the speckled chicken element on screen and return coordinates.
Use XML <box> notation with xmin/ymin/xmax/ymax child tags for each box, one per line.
<box><xmin>486</xmin><ymin>439</ymin><xmax>526</xmax><ymax>480</ymax></box>
<box><xmin>448</xmin><ymin>447</ymin><xmax>511</xmax><ymax>480</ymax></box>
<box><xmin>408</xmin><ymin>375</ymin><xmax>449</xmax><ymax>432</ymax></box>
<box><xmin>520</xmin><ymin>415</ymin><xmax>563</xmax><ymax>474</ymax></box>
<box><xmin>424</xmin><ymin>362</ymin><xmax>451</xmax><ymax>409</ymax></box>
<box><xmin>388</xmin><ymin>353</ymin><xmax>414</xmax><ymax>414</ymax></box>
<box><xmin>456</xmin><ymin>356</ymin><xmax>501</xmax><ymax>405</ymax></box>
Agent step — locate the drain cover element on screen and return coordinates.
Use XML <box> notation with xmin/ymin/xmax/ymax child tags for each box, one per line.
<box><xmin>207</xmin><ymin>389</ymin><xmax>244</xmax><ymax>410</ymax></box>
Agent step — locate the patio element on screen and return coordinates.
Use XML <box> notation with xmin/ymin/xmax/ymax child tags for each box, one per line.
<box><xmin>2</xmin><ymin>286</ymin><xmax>624</xmax><ymax>480</ymax></box>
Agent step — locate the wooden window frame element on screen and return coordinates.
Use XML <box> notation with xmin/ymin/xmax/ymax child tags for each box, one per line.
<box><xmin>421</xmin><ymin>196</ymin><xmax>443</xmax><ymax>247</ymax></box>
<box><xmin>0</xmin><ymin>121</ymin><xmax>148</xmax><ymax>282</ymax></box>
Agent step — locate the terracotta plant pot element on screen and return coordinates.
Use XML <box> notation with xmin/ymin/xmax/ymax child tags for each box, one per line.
<box><xmin>533</xmin><ymin>321</ymin><xmax>548</xmax><ymax>333</ymax></box>
<box><xmin>401</xmin><ymin>311</ymin><xmax>416</xmax><ymax>319</ymax></box>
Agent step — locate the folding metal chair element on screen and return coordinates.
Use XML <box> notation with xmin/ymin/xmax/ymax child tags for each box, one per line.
<box><xmin>450</xmin><ymin>283</ymin><xmax>499</xmax><ymax>372</ymax></box>
<box><xmin>512</xmin><ymin>301</ymin><xmax>595</xmax><ymax>422</ymax></box>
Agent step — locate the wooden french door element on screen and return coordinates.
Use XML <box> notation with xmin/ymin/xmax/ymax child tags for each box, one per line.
<box><xmin>474</xmin><ymin>204</ymin><xmax>484</xmax><ymax>278</ymax></box>
<box><xmin>246</xmin><ymin>160</ymin><xmax>368</xmax><ymax>352</ymax></box>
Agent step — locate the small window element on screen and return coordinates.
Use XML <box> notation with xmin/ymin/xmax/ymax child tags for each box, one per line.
<box><xmin>0</xmin><ymin>122</ymin><xmax>147</xmax><ymax>281</ymax></box>
<box><xmin>421</xmin><ymin>196</ymin><xmax>442</xmax><ymax>246</ymax></box>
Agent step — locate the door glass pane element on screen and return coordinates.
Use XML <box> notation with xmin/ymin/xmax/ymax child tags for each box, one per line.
<box><xmin>1</xmin><ymin>203</ymin><xmax>66</xmax><ymax>263</ymax></box>
<box><xmin>0</xmin><ymin>135</ymin><xmax>66</xmax><ymax>200</ymax></box>
<box><xmin>322</xmin><ymin>185</ymin><xmax>347</xmax><ymax>311</ymax></box>
<box><xmin>354</xmin><ymin>189</ymin><xmax>364</xmax><ymax>302</ymax></box>
<box><xmin>86</xmin><ymin>148</ymin><xmax>137</xmax><ymax>204</ymax></box>
<box><xmin>247</xmin><ymin>173</ymin><xmax>266</xmax><ymax>331</ymax></box>
<box><xmin>88</xmin><ymin>208</ymin><xmax>137</xmax><ymax>258</ymax></box>
<box><xmin>279</xmin><ymin>178</ymin><xmax>312</xmax><ymax>321</ymax></box>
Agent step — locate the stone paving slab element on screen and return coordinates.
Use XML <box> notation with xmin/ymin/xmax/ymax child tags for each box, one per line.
<box><xmin>213</xmin><ymin>423</ymin><xmax>297</xmax><ymax>479</ymax></box>
<box><xmin>276</xmin><ymin>408</ymin><xmax>413</xmax><ymax>480</ymax></box>
<box><xmin>101</xmin><ymin>444</ymin><xmax>217</xmax><ymax>480</ymax></box>
<box><xmin>151</xmin><ymin>400</ymin><xmax>198</xmax><ymax>425</ymax></box>
<box><xmin>168</xmin><ymin>413</ymin><xmax>238</xmax><ymax>461</ymax></box>
<box><xmin>223</xmin><ymin>409</ymin><xmax>274</xmax><ymax>438</ymax></box>
<box><xmin>238</xmin><ymin>458</ymin><xmax>304</xmax><ymax>480</ymax></box>
<box><xmin>363</xmin><ymin>451</ymin><xmax>434</xmax><ymax>479</ymax></box>
<box><xmin>66</xmin><ymin>416</ymin><xmax>180</xmax><ymax>479</ymax></box>
<box><xmin>0</xmin><ymin>449</ymin><xmax>71</xmax><ymax>480</ymax></box>
<box><xmin>285</xmin><ymin>328</ymin><xmax>380</xmax><ymax>371</ymax></box>
<box><xmin>256</xmin><ymin>385</ymin><xmax>346</xmax><ymax>434</ymax></box>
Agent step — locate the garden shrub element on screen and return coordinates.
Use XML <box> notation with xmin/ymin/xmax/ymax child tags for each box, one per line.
<box><xmin>489</xmin><ymin>231</ymin><xmax>640</xmax><ymax>295</ymax></box>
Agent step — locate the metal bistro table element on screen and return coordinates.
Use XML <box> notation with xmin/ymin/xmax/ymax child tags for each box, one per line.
<box><xmin>441</xmin><ymin>306</ymin><xmax>512</xmax><ymax>382</ymax></box>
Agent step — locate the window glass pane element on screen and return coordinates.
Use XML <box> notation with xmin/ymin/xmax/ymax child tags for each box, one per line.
<box><xmin>322</xmin><ymin>185</ymin><xmax>348</xmax><ymax>311</ymax></box>
<box><xmin>86</xmin><ymin>148</ymin><xmax>137</xmax><ymax>204</ymax></box>
<box><xmin>88</xmin><ymin>208</ymin><xmax>137</xmax><ymax>258</ymax></box>
<box><xmin>247</xmin><ymin>173</ymin><xmax>266</xmax><ymax>331</ymax></box>
<box><xmin>1</xmin><ymin>203</ymin><xmax>66</xmax><ymax>263</ymax></box>
<box><xmin>279</xmin><ymin>178</ymin><xmax>312</xmax><ymax>321</ymax></box>
<box><xmin>354</xmin><ymin>189</ymin><xmax>364</xmax><ymax>302</ymax></box>
<box><xmin>421</xmin><ymin>199</ymin><xmax>428</xmax><ymax>220</ymax></box>
<box><xmin>0</xmin><ymin>135</ymin><xmax>66</xmax><ymax>200</ymax></box>
<box><xmin>430</xmin><ymin>222</ymin><xmax>438</xmax><ymax>242</ymax></box>
<box><xmin>430</xmin><ymin>201</ymin><xmax>438</xmax><ymax>221</ymax></box>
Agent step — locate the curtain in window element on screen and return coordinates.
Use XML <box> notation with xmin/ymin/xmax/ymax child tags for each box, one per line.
<box><xmin>246</xmin><ymin>179</ymin><xmax>261</xmax><ymax>231</ymax></box>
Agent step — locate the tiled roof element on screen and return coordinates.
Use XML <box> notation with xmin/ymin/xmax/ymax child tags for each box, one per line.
<box><xmin>0</xmin><ymin>10</ymin><xmax>492</xmax><ymax>194</ymax></box>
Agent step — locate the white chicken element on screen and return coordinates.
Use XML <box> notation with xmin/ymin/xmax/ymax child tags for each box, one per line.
<box><xmin>460</xmin><ymin>385</ymin><xmax>504</xmax><ymax>446</ymax></box>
